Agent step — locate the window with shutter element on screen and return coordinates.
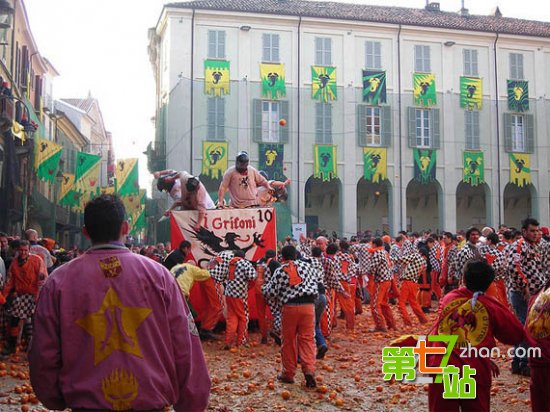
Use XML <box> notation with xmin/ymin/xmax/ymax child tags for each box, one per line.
<box><xmin>464</xmin><ymin>111</ymin><xmax>480</xmax><ymax>150</ymax></box>
<box><xmin>366</xmin><ymin>41</ymin><xmax>382</xmax><ymax>70</ymax></box>
<box><xmin>511</xmin><ymin>114</ymin><xmax>525</xmax><ymax>152</ymax></box>
<box><xmin>414</xmin><ymin>45</ymin><xmax>430</xmax><ymax>73</ymax></box>
<box><xmin>381</xmin><ymin>106</ymin><xmax>392</xmax><ymax>147</ymax></box>
<box><xmin>279</xmin><ymin>100</ymin><xmax>289</xmax><ymax>143</ymax></box>
<box><xmin>408</xmin><ymin>107</ymin><xmax>417</xmax><ymax>148</ymax></box>
<box><xmin>208</xmin><ymin>30</ymin><xmax>225</xmax><ymax>59</ymax></box>
<box><xmin>263</xmin><ymin>33</ymin><xmax>280</xmax><ymax>63</ymax></box>
<box><xmin>252</xmin><ymin>99</ymin><xmax>263</xmax><ymax>142</ymax></box>
<box><xmin>261</xmin><ymin>101</ymin><xmax>280</xmax><ymax>143</ymax></box>
<box><xmin>316</xmin><ymin>103</ymin><xmax>332</xmax><ymax>144</ymax></box>
<box><xmin>510</xmin><ymin>53</ymin><xmax>524</xmax><ymax>80</ymax></box>
<box><xmin>525</xmin><ymin>114</ymin><xmax>535</xmax><ymax>153</ymax></box>
<box><xmin>357</xmin><ymin>105</ymin><xmax>367</xmax><ymax>146</ymax></box>
<box><xmin>463</xmin><ymin>49</ymin><xmax>479</xmax><ymax>76</ymax></box>
<box><xmin>207</xmin><ymin>98</ymin><xmax>225</xmax><ymax>141</ymax></box>
<box><xmin>503</xmin><ymin>113</ymin><xmax>513</xmax><ymax>152</ymax></box>
<box><xmin>315</xmin><ymin>37</ymin><xmax>331</xmax><ymax>66</ymax></box>
<box><xmin>431</xmin><ymin>109</ymin><xmax>440</xmax><ymax>149</ymax></box>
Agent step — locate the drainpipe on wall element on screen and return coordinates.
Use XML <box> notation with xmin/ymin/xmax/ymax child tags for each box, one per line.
<box><xmin>493</xmin><ymin>32</ymin><xmax>501</xmax><ymax>225</ymax></box>
<box><xmin>297</xmin><ymin>15</ymin><xmax>302</xmax><ymax>223</ymax></box>
<box><xmin>397</xmin><ymin>24</ymin><xmax>403</xmax><ymax>232</ymax></box>
<box><xmin>190</xmin><ymin>9</ymin><xmax>195</xmax><ymax>172</ymax></box>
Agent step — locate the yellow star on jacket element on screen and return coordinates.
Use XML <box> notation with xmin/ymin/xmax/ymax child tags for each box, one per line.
<box><xmin>75</xmin><ymin>288</ymin><xmax>152</xmax><ymax>366</ymax></box>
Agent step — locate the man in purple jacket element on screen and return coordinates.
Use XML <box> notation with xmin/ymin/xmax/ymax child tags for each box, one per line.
<box><xmin>29</xmin><ymin>194</ymin><xmax>211</xmax><ymax>412</ymax></box>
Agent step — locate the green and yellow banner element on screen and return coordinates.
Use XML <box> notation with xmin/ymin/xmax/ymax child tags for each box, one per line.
<box><xmin>58</xmin><ymin>173</ymin><xmax>82</xmax><ymax>209</ymax></box>
<box><xmin>260</xmin><ymin>63</ymin><xmax>286</xmax><ymax>99</ymax></box>
<box><xmin>314</xmin><ymin>145</ymin><xmax>337</xmax><ymax>182</ymax></box>
<box><xmin>121</xmin><ymin>189</ymin><xmax>145</xmax><ymax>214</ymax></box>
<box><xmin>202</xmin><ymin>141</ymin><xmax>228</xmax><ymax>179</ymax></box>
<box><xmin>463</xmin><ymin>151</ymin><xmax>484</xmax><ymax>186</ymax></box>
<box><xmin>130</xmin><ymin>205</ymin><xmax>146</xmax><ymax>235</ymax></box>
<box><xmin>204</xmin><ymin>59</ymin><xmax>230</xmax><ymax>96</ymax></box>
<box><xmin>74</xmin><ymin>151</ymin><xmax>102</xmax><ymax>195</ymax></box>
<box><xmin>312</xmin><ymin>66</ymin><xmax>337</xmax><ymax>103</ymax></box>
<box><xmin>507</xmin><ymin>80</ymin><xmax>529</xmax><ymax>112</ymax></box>
<box><xmin>413</xmin><ymin>148</ymin><xmax>436</xmax><ymax>184</ymax></box>
<box><xmin>259</xmin><ymin>143</ymin><xmax>284</xmax><ymax>180</ymax></box>
<box><xmin>362</xmin><ymin>70</ymin><xmax>386</xmax><ymax>105</ymax></box>
<box><xmin>413</xmin><ymin>73</ymin><xmax>437</xmax><ymax>107</ymax></box>
<box><xmin>34</xmin><ymin>137</ymin><xmax>63</xmax><ymax>183</ymax></box>
<box><xmin>509</xmin><ymin>153</ymin><xmax>531</xmax><ymax>187</ymax></box>
<box><xmin>363</xmin><ymin>148</ymin><xmax>387</xmax><ymax>183</ymax></box>
<box><xmin>115</xmin><ymin>158</ymin><xmax>139</xmax><ymax>196</ymax></box>
<box><xmin>460</xmin><ymin>77</ymin><xmax>482</xmax><ymax>110</ymax></box>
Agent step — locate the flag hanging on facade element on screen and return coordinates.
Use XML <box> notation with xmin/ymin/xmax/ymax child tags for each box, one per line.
<box><xmin>509</xmin><ymin>153</ymin><xmax>531</xmax><ymax>187</ymax></box>
<box><xmin>34</xmin><ymin>137</ymin><xmax>63</xmax><ymax>183</ymax></box>
<box><xmin>115</xmin><ymin>158</ymin><xmax>139</xmax><ymax>196</ymax></box>
<box><xmin>413</xmin><ymin>73</ymin><xmax>437</xmax><ymax>107</ymax></box>
<box><xmin>363</xmin><ymin>148</ymin><xmax>387</xmax><ymax>183</ymax></box>
<box><xmin>204</xmin><ymin>59</ymin><xmax>230</xmax><ymax>96</ymax></box>
<box><xmin>312</xmin><ymin>66</ymin><xmax>337</xmax><ymax>102</ymax></box>
<box><xmin>314</xmin><ymin>145</ymin><xmax>337</xmax><ymax>182</ymax></box>
<box><xmin>258</xmin><ymin>143</ymin><xmax>284</xmax><ymax>180</ymax></box>
<box><xmin>460</xmin><ymin>77</ymin><xmax>482</xmax><ymax>110</ymax></box>
<box><xmin>74</xmin><ymin>152</ymin><xmax>102</xmax><ymax>195</ymax></box>
<box><xmin>362</xmin><ymin>70</ymin><xmax>387</xmax><ymax>105</ymax></box>
<box><xmin>12</xmin><ymin>121</ymin><xmax>26</xmax><ymax>143</ymax></box>
<box><xmin>130</xmin><ymin>205</ymin><xmax>146</xmax><ymax>235</ymax></box>
<box><xmin>260</xmin><ymin>63</ymin><xmax>286</xmax><ymax>99</ymax></box>
<box><xmin>202</xmin><ymin>141</ymin><xmax>228</xmax><ymax>179</ymax></box>
<box><xmin>507</xmin><ymin>80</ymin><xmax>529</xmax><ymax>112</ymax></box>
<box><xmin>463</xmin><ymin>151</ymin><xmax>484</xmax><ymax>186</ymax></box>
<box><xmin>121</xmin><ymin>189</ymin><xmax>145</xmax><ymax>214</ymax></box>
<box><xmin>58</xmin><ymin>173</ymin><xmax>82</xmax><ymax>208</ymax></box>
<box><xmin>413</xmin><ymin>148</ymin><xmax>436</xmax><ymax>184</ymax></box>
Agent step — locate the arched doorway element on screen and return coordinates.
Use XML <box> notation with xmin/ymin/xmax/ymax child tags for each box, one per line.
<box><xmin>357</xmin><ymin>178</ymin><xmax>391</xmax><ymax>235</ymax></box>
<box><xmin>503</xmin><ymin>183</ymin><xmax>536</xmax><ymax>227</ymax></box>
<box><xmin>456</xmin><ymin>181</ymin><xmax>491</xmax><ymax>230</ymax></box>
<box><xmin>305</xmin><ymin>176</ymin><xmax>341</xmax><ymax>236</ymax></box>
<box><xmin>406</xmin><ymin>179</ymin><xmax>442</xmax><ymax>232</ymax></box>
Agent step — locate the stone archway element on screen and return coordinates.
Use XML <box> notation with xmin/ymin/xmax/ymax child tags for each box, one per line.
<box><xmin>304</xmin><ymin>176</ymin><xmax>341</xmax><ymax>236</ymax></box>
<box><xmin>357</xmin><ymin>178</ymin><xmax>391</xmax><ymax>234</ymax></box>
<box><xmin>405</xmin><ymin>179</ymin><xmax>442</xmax><ymax>232</ymax></box>
<box><xmin>503</xmin><ymin>183</ymin><xmax>536</xmax><ymax>227</ymax></box>
<box><xmin>456</xmin><ymin>181</ymin><xmax>491</xmax><ymax>230</ymax></box>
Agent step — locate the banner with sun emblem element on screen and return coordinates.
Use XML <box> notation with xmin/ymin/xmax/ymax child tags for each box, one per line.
<box><xmin>259</xmin><ymin>143</ymin><xmax>284</xmax><ymax>180</ymax></box>
<box><xmin>509</xmin><ymin>153</ymin><xmax>531</xmax><ymax>187</ymax></box>
<box><xmin>363</xmin><ymin>148</ymin><xmax>387</xmax><ymax>183</ymax></box>
<box><xmin>463</xmin><ymin>151</ymin><xmax>484</xmax><ymax>186</ymax></box>
<box><xmin>34</xmin><ymin>137</ymin><xmax>63</xmax><ymax>183</ymax></box>
<box><xmin>413</xmin><ymin>73</ymin><xmax>437</xmax><ymax>107</ymax></box>
<box><xmin>507</xmin><ymin>80</ymin><xmax>529</xmax><ymax>112</ymax></box>
<box><xmin>204</xmin><ymin>59</ymin><xmax>230</xmax><ymax>96</ymax></box>
<box><xmin>413</xmin><ymin>148</ymin><xmax>436</xmax><ymax>184</ymax></box>
<box><xmin>362</xmin><ymin>70</ymin><xmax>387</xmax><ymax>105</ymax></box>
<box><xmin>314</xmin><ymin>144</ymin><xmax>337</xmax><ymax>182</ymax></box>
<box><xmin>460</xmin><ymin>77</ymin><xmax>482</xmax><ymax>110</ymax></box>
<box><xmin>312</xmin><ymin>66</ymin><xmax>337</xmax><ymax>103</ymax></box>
<box><xmin>260</xmin><ymin>63</ymin><xmax>286</xmax><ymax>99</ymax></box>
<box><xmin>202</xmin><ymin>141</ymin><xmax>228</xmax><ymax>180</ymax></box>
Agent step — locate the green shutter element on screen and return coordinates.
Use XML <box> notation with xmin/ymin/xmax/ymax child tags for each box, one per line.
<box><xmin>525</xmin><ymin>114</ymin><xmax>535</xmax><ymax>153</ymax></box>
<box><xmin>503</xmin><ymin>112</ymin><xmax>512</xmax><ymax>152</ymax></box>
<box><xmin>381</xmin><ymin>106</ymin><xmax>392</xmax><ymax>147</ymax></box>
<box><xmin>357</xmin><ymin>105</ymin><xmax>367</xmax><ymax>146</ymax></box>
<box><xmin>217</xmin><ymin>98</ymin><xmax>225</xmax><ymax>140</ymax></box>
<box><xmin>280</xmin><ymin>100</ymin><xmax>289</xmax><ymax>143</ymax></box>
<box><xmin>252</xmin><ymin>99</ymin><xmax>263</xmax><ymax>142</ymax></box>
<box><xmin>431</xmin><ymin>109</ymin><xmax>440</xmax><ymax>149</ymax></box>
<box><xmin>408</xmin><ymin>107</ymin><xmax>417</xmax><ymax>148</ymax></box>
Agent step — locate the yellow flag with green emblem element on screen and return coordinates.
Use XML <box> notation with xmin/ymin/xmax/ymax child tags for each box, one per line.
<box><xmin>34</xmin><ymin>137</ymin><xmax>63</xmax><ymax>183</ymax></box>
<box><xmin>363</xmin><ymin>148</ymin><xmax>387</xmax><ymax>183</ymax></box>
<box><xmin>74</xmin><ymin>152</ymin><xmax>102</xmax><ymax>195</ymax></box>
<box><xmin>509</xmin><ymin>153</ymin><xmax>531</xmax><ymax>187</ymax></box>
<box><xmin>202</xmin><ymin>141</ymin><xmax>227</xmax><ymax>179</ymax></box>
<box><xmin>312</xmin><ymin>66</ymin><xmax>337</xmax><ymax>102</ymax></box>
<box><xmin>115</xmin><ymin>158</ymin><xmax>139</xmax><ymax>196</ymax></box>
<box><xmin>260</xmin><ymin>63</ymin><xmax>286</xmax><ymax>99</ymax></box>
<box><xmin>204</xmin><ymin>60</ymin><xmax>230</xmax><ymax>96</ymax></box>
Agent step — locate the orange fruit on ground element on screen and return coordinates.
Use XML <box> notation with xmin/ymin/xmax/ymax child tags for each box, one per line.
<box><xmin>20</xmin><ymin>405</ymin><xmax>29</xmax><ymax>412</ymax></box>
<box><xmin>335</xmin><ymin>398</ymin><xmax>344</xmax><ymax>406</ymax></box>
<box><xmin>281</xmin><ymin>390</ymin><xmax>291</xmax><ymax>400</ymax></box>
<box><xmin>14</xmin><ymin>387</ymin><xmax>22</xmax><ymax>394</ymax></box>
<box><xmin>423</xmin><ymin>384</ymin><xmax>430</xmax><ymax>392</ymax></box>
<box><xmin>329</xmin><ymin>390</ymin><xmax>337</xmax><ymax>400</ymax></box>
<box><xmin>229</xmin><ymin>347</ymin><xmax>238</xmax><ymax>353</ymax></box>
<box><xmin>242</xmin><ymin>369</ymin><xmax>251</xmax><ymax>378</ymax></box>
<box><xmin>375</xmin><ymin>385</ymin><xmax>383</xmax><ymax>392</ymax></box>
<box><xmin>267</xmin><ymin>382</ymin><xmax>275</xmax><ymax>390</ymax></box>
<box><xmin>317</xmin><ymin>385</ymin><xmax>328</xmax><ymax>394</ymax></box>
<box><xmin>354</xmin><ymin>374</ymin><xmax>361</xmax><ymax>382</ymax></box>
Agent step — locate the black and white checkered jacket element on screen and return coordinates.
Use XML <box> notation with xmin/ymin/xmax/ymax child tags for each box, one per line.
<box><xmin>507</xmin><ymin>238</ymin><xmax>548</xmax><ymax>296</ymax></box>
<box><xmin>210</xmin><ymin>251</ymin><xmax>257</xmax><ymax>298</ymax></box>
<box><xmin>398</xmin><ymin>251</ymin><xmax>426</xmax><ymax>282</ymax></box>
<box><xmin>323</xmin><ymin>255</ymin><xmax>346</xmax><ymax>294</ymax></box>
<box><xmin>478</xmin><ymin>244</ymin><xmax>506</xmax><ymax>281</ymax></box>
<box><xmin>335</xmin><ymin>252</ymin><xmax>357</xmax><ymax>283</ymax></box>
<box><xmin>453</xmin><ymin>242</ymin><xmax>482</xmax><ymax>280</ymax></box>
<box><xmin>429</xmin><ymin>243</ymin><xmax>443</xmax><ymax>273</ymax></box>
<box><xmin>366</xmin><ymin>248</ymin><xmax>393</xmax><ymax>282</ymax></box>
<box><xmin>262</xmin><ymin>260</ymin><xmax>319</xmax><ymax>304</ymax></box>
<box><xmin>354</xmin><ymin>244</ymin><xmax>372</xmax><ymax>276</ymax></box>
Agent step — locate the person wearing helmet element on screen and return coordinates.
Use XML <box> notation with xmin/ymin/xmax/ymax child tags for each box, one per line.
<box><xmin>217</xmin><ymin>151</ymin><xmax>272</xmax><ymax>208</ymax></box>
<box><xmin>256</xmin><ymin>170</ymin><xmax>291</xmax><ymax>207</ymax></box>
<box><xmin>154</xmin><ymin>169</ymin><xmax>215</xmax><ymax>230</ymax></box>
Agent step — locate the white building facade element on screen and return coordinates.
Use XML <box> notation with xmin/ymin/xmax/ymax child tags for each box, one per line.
<box><xmin>149</xmin><ymin>0</ymin><xmax>550</xmax><ymax>236</ymax></box>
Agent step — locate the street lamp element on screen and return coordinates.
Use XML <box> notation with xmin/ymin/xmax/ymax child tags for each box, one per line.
<box><xmin>0</xmin><ymin>0</ymin><xmax>14</xmax><ymax>30</ymax></box>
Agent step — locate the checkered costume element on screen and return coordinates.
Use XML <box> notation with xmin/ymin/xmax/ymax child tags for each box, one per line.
<box><xmin>354</xmin><ymin>244</ymin><xmax>372</xmax><ymax>276</ymax></box>
<box><xmin>401</xmin><ymin>240</ymin><xmax>416</xmax><ymax>257</ymax></box>
<box><xmin>397</xmin><ymin>251</ymin><xmax>426</xmax><ymax>282</ymax></box>
<box><xmin>453</xmin><ymin>242</ymin><xmax>482</xmax><ymax>280</ymax></box>
<box><xmin>429</xmin><ymin>243</ymin><xmax>443</xmax><ymax>273</ymax></box>
<box><xmin>297</xmin><ymin>240</ymin><xmax>312</xmax><ymax>258</ymax></box>
<box><xmin>309</xmin><ymin>257</ymin><xmax>326</xmax><ymax>287</ymax></box>
<box><xmin>444</xmin><ymin>245</ymin><xmax>459</xmax><ymax>284</ymax></box>
<box><xmin>478</xmin><ymin>244</ymin><xmax>506</xmax><ymax>281</ymax></box>
<box><xmin>335</xmin><ymin>252</ymin><xmax>357</xmax><ymax>283</ymax></box>
<box><xmin>390</xmin><ymin>245</ymin><xmax>401</xmax><ymax>276</ymax></box>
<box><xmin>209</xmin><ymin>251</ymin><xmax>235</xmax><ymax>283</ymax></box>
<box><xmin>507</xmin><ymin>238</ymin><xmax>548</xmax><ymax>296</ymax></box>
<box><xmin>322</xmin><ymin>256</ymin><xmax>346</xmax><ymax>293</ymax></box>
<box><xmin>262</xmin><ymin>260</ymin><xmax>319</xmax><ymax>304</ymax></box>
<box><xmin>224</xmin><ymin>259</ymin><xmax>257</xmax><ymax>299</ymax></box>
<box><xmin>366</xmin><ymin>248</ymin><xmax>393</xmax><ymax>282</ymax></box>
